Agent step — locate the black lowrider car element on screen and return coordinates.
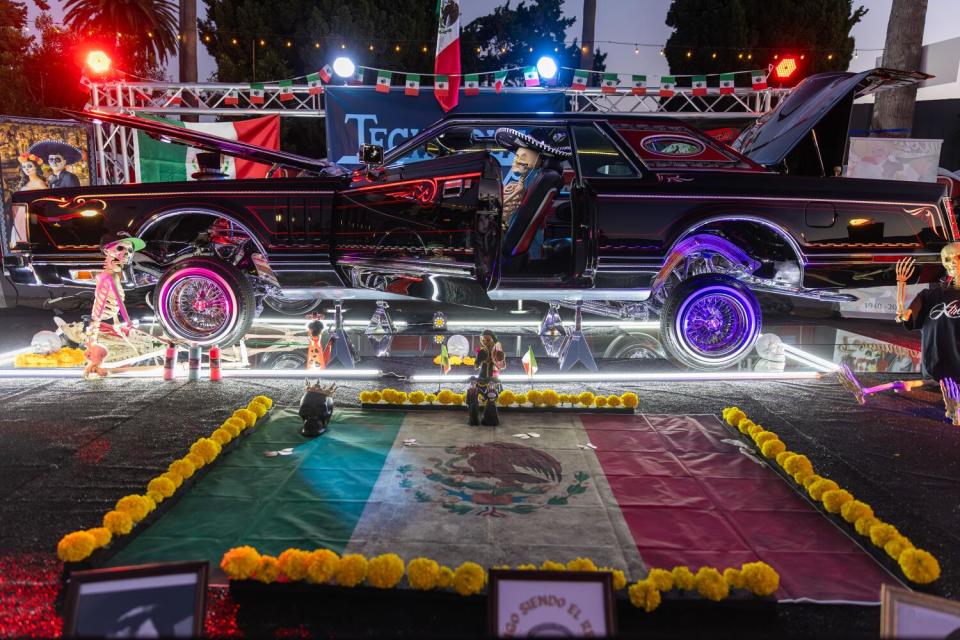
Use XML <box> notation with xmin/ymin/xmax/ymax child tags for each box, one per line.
<box><xmin>3</xmin><ymin>68</ymin><xmax>954</xmax><ymax>369</ymax></box>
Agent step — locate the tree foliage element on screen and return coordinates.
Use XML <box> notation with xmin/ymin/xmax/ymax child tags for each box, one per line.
<box><xmin>664</xmin><ymin>0</ymin><xmax>867</xmax><ymax>78</ymax></box>
<box><xmin>63</xmin><ymin>0</ymin><xmax>180</xmax><ymax>70</ymax></box>
<box><xmin>0</xmin><ymin>0</ymin><xmax>40</xmax><ymax>115</ymax></box>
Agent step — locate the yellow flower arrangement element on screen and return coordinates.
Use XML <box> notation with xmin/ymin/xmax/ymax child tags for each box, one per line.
<box><xmin>367</xmin><ymin>553</ymin><xmax>405</xmax><ymax>588</ymax></box>
<box><xmin>161</xmin><ymin>471</ymin><xmax>184</xmax><ymax>489</ymax></box>
<box><xmin>16</xmin><ymin>347</ymin><xmax>87</xmax><ymax>368</ymax></box>
<box><xmin>103</xmin><ymin>510</ymin><xmax>133</xmax><ymax>535</ymax></box>
<box><xmin>898</xmin><ymin>549</ymin><xmax>941</xmax><ymax>584</ymax></box>
<box><xmin>695</xmin><ymin>567</ymin><xmax>730</xmax><ymax>602</ymax></box>
<box><xmin>802</xmin><ymin>473</ymin><xmax>823</xmax><ymax>490</ymax></box>
<box><xmin>221</xmin><ymin>419</ymin><xmax>243</xmax><ymax>438</ymax></box>
<box><xmin>776</xmin><ymin>450</ymin><xmax>795</xmax><ymax>467</ymax></box>
<box><xmin>737</xmin><ymin>418</ymin><xmax>755</xmax><ymax>435</ymax></box>
<box><xmin>747</xmin><ymin>424</ymin><xmax>765</xmax><ymax>437</ymax></box>
<box><xmin>760</xmin><ymin>439</ymin><xmax>786</xmax><ymax>458</ymax></box>
<box><xmin>232</xmin><ymin>408</ymin><xmax>257</xmax><ymax>428</ymax></box>
<box><xmin>169</xmin><ymin>458</ymin><xmax>196</xmax><ymax>480</ymax></box>
<box><xmin>540</xmin><ymin>560</ymin><xmax>566</xmax><ymax>571</ymax></box>
<box><xmin>869</xmin><ymin>522</ymin><xmax>901</xmax><ymax>548</ymax></box>
<box><xmin>453</xmin><ymin>561</ymin><xmax>486</xmax><ymax>596</ymax></box>
<box><xmin>595</xmin><ymin>396</ymin><xmax>608</xmax><ymax>408</ymax></box>
<box><xmin>247</xmin><ymin>400</ymin><xmax>269</xmax><ymax>418</ymax></box>
<box><xmin>306</xmin><ymin>549</ymin><xmax>341</xmax><ymax>584</ymax></box>
<box><xmin>671</xmin><ymin>566</ymin><xmax>696</xmax><ymax>590</ymax></box>
<box><xmin>566</xmin><ymin>557</ymin><xmax>598</xmax><ymax>572</ymax></box>
<box><xmin>256</xmin><ymin>556</ymin><xmax>281</xmax><ymax>584</ymax></box>
<box><xmin>437</xmin><ymin>390</ymin><xmax>454</xmax><ymax>405</ymax></box>
<box><xmin>807</xmin><ymin>478</ymin><xmax>839</xmax><ymax>500</ymax></box>
<box><xmin>516</xmin><ymin>564</ymin><xmax>537</xmax><ymax>571</ymax></box>
<box><xmin>723</xmin><ymin>407</ymin><xmax>746</xmax><ymax>427</ymax></box>
<box><xmin>190</xmin><ymin>438</ymin><xmax>222</xmax><ymax>465</ymax></box>
<box><xmin>527</xmin><ymin>390</ymin><xmax>543</xmax><ymax>406</ymax></box>
<box><xmin>463</xmin><ymin>356</ymin><xmax>476</xmax><ymax>366</ymax></box>
<box><xmin>185</xmin><ymin>452</ymin><xmax>206</xmax><ymax>470</ymax></box>
<box><xmin>211</xmin><ymin>428</ymin><xmax>233</xmax><ymax>446</ymax></box>
<box><xmin>855</xmin><ymin>515</ymin><xmax>881</xmax><ymax>537</ymax></box>
<box><xmin>438</xmin><ymin>566</ymin><xmax>455</xmax><ymax>589</ymax></box>
<box><xmin>278</xmin><ymin>548</ymin><xmax>312</xmax><ymax>581</ymax></box>
<box><xmin>543</xmin><ymin>390</ymin><xmax>561</xmax><ymax>407</ymax></box>
<box><xmin>146</xmin><ymin>489</ymin><xmax>164</xmax><ymax>505</ymax></box>
<box><xmin>600</xmin><ymin>567</ymin><xmax>627</xmax><ymax>591</ymax></box>
<box><xmin>252</xmin><ymin>395</ymin><xmax>274</xmax><ymax>409</ymax></box>
<box><xmin>793</xmin><ymin>469</ymin><xmax>815</xmax><ymax>485</ymax></box>
<box><xmin>646</xmin><ymin>568</ymin><xmax>673</xmax><ymax>591</ymax></box>
<box><xmin>407</xmin><ymin>557</ymin><xmax>441</xmax><ymax>590</ymax></box>
<box><xmin>498</xmin><ymin>390</ymin><xmax>516</xmax><ymax>406</ymax></box>
<box><xmin>220</xmin><ymin>546</ymin><xmax>261</xmax><ymax>580</ymax></box>
<box><xmin>424</xmin><ymin>393</ymin><xmax>436</xmax><ymax>404</ymax></box>
<box><xmin>408</xmin><ymin>390</ymin><xmax>426</xmax><ymax>405</ymax></box>
<box><xmin>578</xmin><ymin>391</ymin><xmax>595</xmax><ymax>406</ymax></box>
<box><xmin>514</xmin><ymin>393</ymin><xmax>528</xmax><ymax>405</ymax></box>
<box><xmin>87</xmin><ymin>527</ymin><xmax>112</xmax><ymax>548</ymax></box>
<box><xmin>607</xmin><ymin>394</ymin><xmax>621</xmax><ymax>408</ymax></box>
<box><xmin>147</xmin><ymin>476</ymin><xmax>176</xmax><ymax>499</ymax></box>
<box><xmin>621</xmin><ymin>392</ymin><xmax>639</xmax><ymax>409</ymax></box>
<box><xmin>57</xmin><ymin>531</ymin><xmax>96</xmax><ymax>562</ymax></box>
<box><xmin>395</xmin><ymin>391</ymin><xmax>409</xmax><ymax>404</ymax></box>
<box><xmin>628</xmin><ymin>579</ymin><xmax>661</xmax><ymax>612</ymax></box>
<box><xmin>336</xmin><ymin>554</ymin><xmax>368</xmax><ymax>587</ymax></box>
<box><xmin>821</xmin><ymin>489</ymin><xmax>854</xmax><ymax>514</ymax></box>
<box><xmin>884</xmin><ymin>536</ymin><xmax>914</xmax><ymax>561</ymax></box>
<box><xmin>359</xmin><ymin>391</ymin><xmax>371</xmax><ymax>403</ymax></box>
<box><xmin>722</xmin><ymin>568</ymin><xmax>744</xmax><ymax>589</ymax></box>
<box><xmin>783</xmin><ymin>454</ymin><xmax>813</xmax><ymax>476</ymax></box>
<box><xmin>740</xmin><ymin>561</ymin><xmax>780</xmax><ymax>597</ymax></box>
<box><xmin>452</xmin><ymin>393</ymin><xmax>464</xmax><ymax>405</ymax></box>
<box><xmin>382</xmin><ymin>389</ymin><xmax>398</xmax><ymax>403</ymax></box>
<box><xmin>753</xmin><ymin>431</ymin><xmax>778</xmax><ymax>446</ymax></box>
<box><xmin>115</xmin><ymin>495</ymin><xmax>152</xmax><ymax>523</ymax></box>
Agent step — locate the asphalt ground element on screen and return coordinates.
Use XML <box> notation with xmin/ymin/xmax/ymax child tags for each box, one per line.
<box><xmin>0</xmin><ymin>306</ymin><xmax>957</xmax><ymax>637</ymax></box>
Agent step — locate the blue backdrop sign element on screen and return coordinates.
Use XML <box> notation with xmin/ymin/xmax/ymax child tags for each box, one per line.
<box><xmin>324</xmin><ymin>87</ymin><xmax>568</xmax><ymax>165</ymax></box>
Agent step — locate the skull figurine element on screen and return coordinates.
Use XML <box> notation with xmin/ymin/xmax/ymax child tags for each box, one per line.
<box><xmin>299</xmin><ymin>381</ymin><xmax>336</xmax><ymax>437</ymax></box>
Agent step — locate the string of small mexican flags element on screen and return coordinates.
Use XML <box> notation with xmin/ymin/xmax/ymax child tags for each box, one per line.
<box><xmin>214</xmin><ymin>65</ymin><xmax>772</xmax><ymax>104</ymax></box>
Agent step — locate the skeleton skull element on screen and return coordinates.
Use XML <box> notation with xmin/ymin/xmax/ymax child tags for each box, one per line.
<box><xmin>941</xmin><ymin>242</ymin><xmax>960</xmax><ymax>281</ymax></box>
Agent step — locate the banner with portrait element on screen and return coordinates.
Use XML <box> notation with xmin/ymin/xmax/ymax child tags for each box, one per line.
<box><xmin>846</xmin><ymin>137</ymin><xmax>943</xmax><ymax>182</ymax></box>
<box><xmin>0</xmin><ymin>116</ymin><xmax>96</xmax><ymax>251</ymax></box>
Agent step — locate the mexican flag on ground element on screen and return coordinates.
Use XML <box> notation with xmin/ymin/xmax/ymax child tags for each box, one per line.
<box><xmin>133</xmin><ymin>115</ymin><xmax>280</xmax><ymax>183</ymax></box>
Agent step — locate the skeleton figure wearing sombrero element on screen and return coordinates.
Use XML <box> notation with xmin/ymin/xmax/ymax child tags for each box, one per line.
<box><xmin>494</xmin><ymin>128</ymin><xmax>572</xmax><ymax>256</ymax></box>
<box><xmin>82</xmin><ymin>232</ymin><xmax>145</xmax><ymax>378</ymax></box>
<box><xmin>28</xmin><ymin>140</ymin><xmax>83</xmax><ymax>190</ymax></box>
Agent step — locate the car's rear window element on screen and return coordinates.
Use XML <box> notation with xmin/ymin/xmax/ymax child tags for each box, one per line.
<box><xmin>614</xmin><ymin>122</ymin><xmax>757</xmax><ymax>170</ymax></box>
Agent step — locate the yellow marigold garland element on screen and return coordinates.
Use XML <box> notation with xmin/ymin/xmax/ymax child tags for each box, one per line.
<box><xmin>407</xmin><ymin>557</ymin><xmax>441</xmax><ymax>590</ymax></box>
<box><xmin>807</xmin><ymin>478</ymin><xmax>838</xmax><ymax>501</ymax></box>
<box><xmin>278</xmin><ymin>549</ymin><xmax>312</xmax><ymax>581</ymax></box>
<box><xmin>115</xmin><ymin>495</ymin><xmax>152</xmax><ymax>523</ymax></box>
<box><xmin>211</xmin><ymin>428</ymin><xmax>233</xmax><ymax>446</ymax></box>
<box><xmin>671</xmin><ymin>566</ymin><xmax>696</xmax><ymax>590</ymax></box>
<box><xmin>336</xmin><ymin>554</ymin><xmax>368</xmax><ymax>587</ymax></box>
<box><xmin>438</xmin><ymin>566</ymin><xmax>455</xmax><ymax>589</ymax></box>
<box><xmin>884</xmin><ymin>536</ymin><xmax>914</xmax><ymax>561</ymax></box>
<box><xmin>87</xmin><ymin>527</ymin><xmax>112</xmax><ymax>548</ymax></box>
<box><xmin>646</xmin><ymin>568</ymin><xmax>674</xmax><ymax>591</ymax></box>
<box><xmin>232</xmin><ymin>408</ymin><xmax>258</xmax><ymax>428</ymax></box>
<box><xmin>220</xmin><ymin>546</ymin><xmax>261</xmax><ymax>580</ymax></box>
<box><xmin>190</xmin><ymin>438</ymin><xmax>221</xmax><ymax>465</ymax></box>
<box><xmin>695</xmin><ymin>567</ymin><xmax>730</xmax><ymax>601</ymax></box>
<box><xmin>540</xmin><ymin>560</ymin><xmax>566</xmax><ymax>571</ymax></box>
<box><xmin>600</xmin><ymin>567</ymin><xmax>627</xmax><ymax>591</ymax></box>
<box><xmin>760</xmin><ymin>439</ymin><xmax>786</xmax><ymax>458</ymax></box>
<box><xmin>57</xmin><ymin>531</ymin><xmax>96</xmax><ymax>563</ymax></box>
<box><xmin>256</xmin><ymin>556</ymin><xmax>281</xmax><ymax>584</ymax></box>
<box><xmin>621</xmin><ymin>392</ymin><xmax>639</xmax><ymax>408</ymax></box>
<box><xmin>306</xmin><ymin>549</ymin><xmax>340</xmax><ymax>584</ymax></box>
<box><xmin>147</xmin><ymin>476</ymin><xmax>176</xmax><ymax>498</ymax></box>
<box><xmin>452</xmin><ymin>561</ymin><xmax>486</xmax><ymax>596</ymax></box>
<box><xmin>821</xmin><ymin>488</ymin><xmax>854</xmax><ymax>513</ymax></box>
<box><xmin>855</xmin><ymin>515</ymin><xmax>881</xmax><ymax>537</ymax></box>
<box><xmin>628</xmin><ymin>579</ymin><xmax>661</xmax><ymax>612</ymax></box>
<box><xmin>169</xmin><ymin>459</ymin><xmax>196</xmax><ymax>480</ymax></box>
<box><xmin>898</xmin><ymin>549</ymin><xmax>941</xmax><ymax>584</ymax></box>
<box><xmin>566</xmin><ymin>557</ymin><xmax>598</xmax><ymax>572</ymax></box>
<box><xmin>246</xmin><ymin>400</ymin><xmax>268</xmax><ymax>418</ymax></box>
<box><xmin>367</xmin><ymin>553</ymin><xmax>405</xmax><ymax>588</ymax></box>
<box><xmin>869</xmin><ymin>523</ymin><xmax>901</xmax><ymax>548</ymax></box>
<box><xmin>102</xmin><ymin>510</ymin><xmax>133</xmax><ymax>535</ymax></box>
<box><xmin>722</xmin><ymin>568</ymin><xmax>744</xmax><ymax>589</ymax></box>
<box><xmin>740</xmin><ymin>561</ymin><xmax>780</xmax><ymax>597</ymax></box>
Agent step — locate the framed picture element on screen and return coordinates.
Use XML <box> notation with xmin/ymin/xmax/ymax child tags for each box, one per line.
<box><xmin>881</xmin><ymin>584</ymin><xmax>960</xmax><ymax>639</ymax></box>
<box><xmin>63</xmin><ymin>561</ymin><xmax>208</xmax><ymax>638</ymax></box>
<box><xmin>488</xmin><ymin>570</ymin><xmax>616</xmax><ymax>638</ymax></box>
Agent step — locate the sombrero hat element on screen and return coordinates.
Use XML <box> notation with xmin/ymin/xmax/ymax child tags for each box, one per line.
<box><xmin>494</xmin><ymin>128</ymin><xmax>572</xmax><ymax>158</ymax></box>
<box><xmin>28</xmin><ymin>140</ymin><xmax>84</xmax><ymax>165</ymax></box>
<box><xmin>99</xmin><ymin>231</ymin><xmax>146</xmax><ymax>253</ymax></box>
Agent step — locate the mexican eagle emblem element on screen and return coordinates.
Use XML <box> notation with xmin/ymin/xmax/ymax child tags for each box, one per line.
<box><xmin>398</xmin><ymin>442</ymin><xmax>590</xmax><ymax>517</ymax></box>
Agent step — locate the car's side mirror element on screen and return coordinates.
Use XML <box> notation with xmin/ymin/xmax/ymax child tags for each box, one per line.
<box><xmin>359</xmin><ymin>144</ymin><xmax>384</xmax><ymax>167</ymax></box>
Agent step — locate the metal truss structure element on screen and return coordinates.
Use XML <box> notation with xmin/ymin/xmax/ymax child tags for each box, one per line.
<box><xmin>86</xmin><ymin>80</ymin><xmax>790</xmax><ymax>185</ymax></box>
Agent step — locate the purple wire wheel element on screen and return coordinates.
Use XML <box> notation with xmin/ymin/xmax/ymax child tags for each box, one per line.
<box><xmin>672</xmin><ymin>282</ymin><xmax>759</xmax><ymax>368</ymax></box>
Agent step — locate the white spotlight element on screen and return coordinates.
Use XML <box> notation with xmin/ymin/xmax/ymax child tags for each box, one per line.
<box><xmin>333</xmin><ymin>56</ymin><xmax>355</xmax><ymax>78</ymax></box>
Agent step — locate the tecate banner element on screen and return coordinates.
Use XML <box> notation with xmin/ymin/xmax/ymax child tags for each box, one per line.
<box><xmin>324</xmin><ymin>87</ymin><xmax>567</xmax><ymax>166</ymax></box>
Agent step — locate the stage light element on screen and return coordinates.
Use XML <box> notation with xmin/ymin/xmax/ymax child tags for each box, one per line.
<box><xmin>536</xmin><ymin>56</ymin><xmax>558</xmax><ymax>80</ymax></box>
<box><xmin>774</xmin><ymin>57</ymin><xmax>798</xmax><ymax>80</ymax></box>
<box><xmin>333</xmin><ymin>56</ymin><xmax>356</xmax><ymax>78</ymax></box>
<box><xmin>85</xmin><ymin>50</ymin><xmax>112</xmax><ymax>74</ymax></box>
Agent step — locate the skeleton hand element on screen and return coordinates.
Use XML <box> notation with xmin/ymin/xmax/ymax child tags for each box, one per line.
<box><xmin>895</xmin><ymin>257</ymin><xmax>916</xmax><ymax>322</ymax></box>
<box><xmin>940</xmin><ymin>377</ymin><xmax>960</xmax><ymax>426</ymax></box>
<box><xmin>895</xmin><ymin>257</ymin><xmax>916</xmax><ymax>283</ymax></box>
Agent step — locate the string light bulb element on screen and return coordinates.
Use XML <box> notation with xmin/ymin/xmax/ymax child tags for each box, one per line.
<box><xmin>231</xmin><ymin>37</ymin><xmax>237</xmax><ymax>45</ymax></box>
<box><xmin>204</xmin><ymin>35</ymin><xmax>211</xmax><ymax>43</ymax></box>
<box><xmin>634</xmin><ymin>45</ymin><xmax>639</xmax><ymax>55</ymax></box>
<box><xmin>659</xmin><ymin>48</ymin><xmax>664</xmax><ymax>56</ymax></box>
<box><xmin>286</xmin><ymin>40</ymin><xmax>292</xmax><ymax>47</ymax></box>
<box><xmin>854</xmin><ymin>50</ymin><xmax>859</xmax><ymax>59</ymax></box>
<box><xmin>422</xmin><ymin>45</ymin><xmax>428</xmax><ymax>52</ymax></box>
<box><xmin>747</xmin><ymin>53</ymin><xmax>752</xmax><ymax>60</ymax></box>
<box><xmin>800</xmin><ymin>54</ymin><xmax>805</xmax><ymax>60</ymax></box>
<box><xmin>340</xmin><ymin>43</ymin><xmax>346</xmax><ymax>49</ymax></box>
<box><xmin>314</xmin><ymin>42</ymin><xmax>320</xmax><ymax>48</ymax></box>
<box><xmin>369</xmin><ymin>44</ymin><xmax>374</xmax><ymax>51</ymax></box>
<box><xmin>827</xmin><ymin>53</ymin><xmax>834</xmax><ymax>60</ymax></box>
<box><xmin>528</xmin><ymin>46</ymin><xmax>533</xmax><ymax>52</ymax></box>
<box><xmin>711</xmin><ymin>52</ymin><xmax>716</xmax><ymax>59</ymax></box>
<box><xmin>582</xmin><ymin>45</ymin><xmax>588</xmax><ymax>53</ymax></box>
<box><xmin>259</xmin><ymin>39</ymin><xmax>265</xmax><ymax>46</ymax></box>
<box><xmin>737</xmin><ymin>52</ymin><xmax>743</xmax><ymax>59</ymax></box>
<box><xmin>773</xmin><ymin>53</ymin><xmax>778</xmax><ymax>59</ymax></box>
<box><xmin>395</xmin><ymin>44</ymin><xmax>401</xmax><ymax>52</ymax></box>
<box><xmin>147</xmin><ymin>31</ymin><xmax>153</xmax><ymax>37</ymax></box>
<box><xmin>476</xmin><ymin>46</ymin><xmax>481</xmax><ymax>53</ymax></box>
<box><xmin>554</xmin><ymin>47</ymin><xmax>558</xmax><ymax>52</ymax></box>
<box><xmin>685</xmin><ymin>50</ymin><xmax>692</xmax><ymax>58</ymax></box>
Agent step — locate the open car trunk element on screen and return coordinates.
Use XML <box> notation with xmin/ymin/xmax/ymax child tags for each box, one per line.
<box><xmin>732</xmin><ymin>68</ymin><xmax>931</xmax><ymax>176</ymax></box>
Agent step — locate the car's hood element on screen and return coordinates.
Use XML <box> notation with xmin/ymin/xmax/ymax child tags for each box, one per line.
<box><xmin>732</xmin><ymin>68</ymin><xmax>930</xmax><ymax>168</ymax></box>
<box><xmin>62</xmin><ymin>108</ymin><xmax>349</xmax><ymax>176</ymax></box>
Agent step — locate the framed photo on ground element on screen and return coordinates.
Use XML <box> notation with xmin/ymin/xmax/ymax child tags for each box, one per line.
<box><xmin>63</xmin><ymin>561</ymin><xmax>208</xmax><ymax>638</ymax></box>
<box><xmin>488</xmin><ymin>569</ymin><xmax>616</xmax><ymax>637</ymax></box>
<box><xmin>881</xmin><ymin>584</ymin><xmax>960</xmax><ymax>639</ymax></box>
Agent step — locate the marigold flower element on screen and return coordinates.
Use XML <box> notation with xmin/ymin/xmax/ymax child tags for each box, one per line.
<box><xmin>761</xmin><ymin>439</ymin><xmax>786</xmax><ymax>458</ymax></box>
<box><xmin>395</xmin><ymin>391</ymin><xmax>408</xmax><ymax>404</ymax></box>
<box><xmin>754</xmin><ymin>431</ymin><xmax>778</xmax><ymax>446</ymax></box>
<box><xmin>452</xmin><ymin>393</ymin><xmax>464</xmax><ymax>405</ymax></box>
<box><xmin>437</xmin><ymin>566</ymin><xmax>454</xmax><ymax>589</ymax></box>
<box><xmin>898</xmin><ymin>549</ymin><xmax>940</xmax><ymax>584</ymax></box>
<box><xmin>185</xmin><ymin>453</ymin><xmax>206</xmax><ymax>470</ymax></box>
<box><xmin>252</xmin><ymin>395</ymin><xmax>274</xmax><ymax>409</ymax></box>
<box><xmin>628</xmin><ymin>579</ymin><xmax>661</xmax><ymax>612</ymax></box>
<box><xmin>221</xmin><ymin>418</ymin><xmax>244</xmax><ymax>437</ymax></box>
<box><xmin>233</xmin><ymin>408</ymin><xmax>258</xmax><ymax>427</ymax></box>
<box><xmin>103</xmin><ymin>510</ymin><xmax>133</xmax><ymax>535</ymax></box>
<box><xmin>146</xmin><ymin>489</ymin><xmax>165</xmax><ymax>505</ymax></box>
<box><xmin>190</xmin><ymin>438</ymin><xmax>221</xmax><ymax>464</ymax></box>
<box><xmin>884</xmin><ymin>536</ymin><xmax>914</xmax><ymax>561</ymax></box>
<box><xmin>671</xmin><ymin>566</ymin><xmax>695</xmax><ymax>590</ymax></box>
<box><xmin>147</xmin><ymin>476</ymin><xmax>176</xmax><ymax>498</ymax></box>
<box><xmin>278</xmin><ymin>548</ymin><xmax>312</xmax><ymax>581</ymax></box>
<box><xmin>724</xmin><ymin>407</ymin><xmax>746</xmax><ymax>427</ymax></box>
<box><xmin>740</xmin><ymin>561</ymin><xmax>779</xmax><ymax>597</ymax></box>
<box><xmin>621</xmin><ymin>392</ymin><xmax>639</xmax><ymax>408</ymax></box>
<box><xmin>424</xmin><ymin>393</ymin><xmax>435</xmax><ymax>404</ymax></box>
<box><xmin>578</xmin><ymin>391</ymin><xmax>595</xmax><ymax>406</ymax></box>
<box><xmin>793</xmin><ymin>469</ymin><xmax>814</xmax><ymax>485</ymax></box>
<box><xmin>336</xmin><ymin>554</ymin><xmax>368</xmax><ymax>587</ymax></box>
<box><xmin>359</xmin><ymin>391</ymin><xmax>370</xmax><ymax>403</ymax></box>
<box><xmin>840</xmin><ymin>500</ymin><xmax>874</xmax><ymax>524</ymax></box>
<box><xmin>57</xmin><ymin>531</ymin><xmax>96</xmax><ymax>562</ymax></box>
<box><xmin>566</xmin><ymin>557</ymin><xmax>597</xmax><ymax>572</ymax></box>
<box><xmin>783</xmin><ymin>454</ymin><xmax>813</xmax><ymax>475</ymax></box>
<box><xmin>367</xmin><ymin>553</ymin><xmax>405</xmax><ymax>588</ymax></box>
<box><xmin>543</xmin><ymin>390</ymin><xmax>561</xmax><ymax>407</ymax></box>
<box><xmin>802</xmin><ymin>473</ymin><xmax>823</xmax><ymax>490</ymax></box>
<box><xmin>169</xmin><ymin>459</ymin><xmax>196</xmax><ymax>480</ymax></box>
<box><xmin>247</xmin><ymin>400</ymin><xmax>268</xmax><ymax>417</ymax></box>
<box><xmin>514</xmin><ymin>393</ymin><xmax>528</xmax><ymax>405</ymax></box>
<box><xmin>498</xmin><ymin>390</ymin><xmax>516</xmax><ymax>406</ymax></box>
<box><xmin>808</xmin><ymin>478</ymin><xmax>839</xmax><ymax>501</ymax></box>
<box><xmin>646</xmin><ymin>568</ymin><xmax>673</xmax><ymax>591</ymax></box>
<box><xmin>370</xmin><ymin>391</ymin><xmax>383</xmax><ymax>403</ymax></box>
<box><xmin>115</xmin><ymin>495</ymin><xmax>151</xmax><ymax>522</ymax></box>
<box><xmin>776</xmin><ymin>451</ymin><xmax>796</xmax><ymax>467</ymax></box>
<box><xmin>540</xmin><ymin>560</ymin><xmax>566</xmax><ymax>571</ymax></box>
<box><xmin>600</xmin><ymin>567</ymin><xmax>627</xmax><ymax>590</ymax></box>
<box><xmin>855</xmin><ymin>515</ymin><xmax>881</xmax><ymax>537</ymax></box>
<box><xmin>86</xmin><ymin>527</ymin><xmax>112</xmax><ymax>549</ymax></box>
<box><xmin>453</xmin><ymin>561</ymin><xmax>486</xmax><ymax>595</ymax></box>
<box><xmin>869</xmin><ymin>523</ymin><xmax>901</xmax><ymax>548</ymax></box>
<box><xmin>737</xmin><ymin>418</ymin><xmax>754</xmax><ymax>434</ymax></box>
<box><xmin>517</xmin><ymin>564</ymin><xmax>537</xmax><ymax>571</ymax></box>
<box><xmin>407</xmin><ymin>557</ymin><xmax>441</xmax><ymax>590</ymax></box>
<box><xmin>695</xmin><ymin>567</ymin><xmax>730</xmax><ymax>601</ymax></box>
<box><xmin>595</xmin><ymin>395</ymin><xmax>608</xmax><ymax>408</ymax></box>
<box><xmin>306</xmin><ymin>549</ymin><xmax>340</xmax><ymax>584</ymax></box>
<box><xmin>256</xmin><ymin>556</ymin><xmax>281</xmax><ymax>584</ymax></box>
<box><xmin>527</xmin><ymin>390</ymin><xmax>543</xmax><ymax>406</ymax></box>
<box><xmin>723</xmin><ymin>568</ymin><xmax>744</xmax><ymax>589</ymax></box>
<box><xmin>211</xmin><ymin>428</ymin><xmax>233</xmax><ymax>446</ymax></box>
<box><xmin>437</xmin><ymin>390</ymin><xmax>454</xmax><ymax>405</ymax></box>
<box><xmin>747</xmin><ymin>424</ymin><xmax>765</xmax><ymax>436</ymax></box>
<box><xmin>408</xmin><ymin>391</ymin><xmax>426</xmax><ymax>405</ymax></box>
<box><xmin>821</xmin><ymin>489</ymin><xmax>854</xmax><ymax>513</ymax></box>
<box><xmin>220</xmin><ymin>546</ymin><xmax>261</xmax><ymax>580</ymax></box>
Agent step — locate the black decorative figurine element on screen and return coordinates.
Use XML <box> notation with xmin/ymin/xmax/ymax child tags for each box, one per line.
<box><xmin>299</xmin><ymin>381</ymin><xmax>336</xmax><ymax>437</ymax></box>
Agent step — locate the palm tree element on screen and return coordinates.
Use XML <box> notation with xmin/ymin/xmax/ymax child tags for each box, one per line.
<box><xmin>871</xmin><ymin>0</ymin><xmax>928</xmax><ymax>136</ymax></box>
<box><xmin>63</xmin><ymin>0</ymin><xmax>179</xmax><ymax>68</ymax></box>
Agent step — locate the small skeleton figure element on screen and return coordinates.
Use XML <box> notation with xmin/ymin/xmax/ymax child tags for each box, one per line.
<box><xmin>467</xmin><ymin>330</ymin><xmax>505</xmax><ymax>427</ymax></box>
<box><xmin>83</xmin><ymin>232</ymin><xmax>145</xmax><ymax>378</ymax></box>
<box><xmin>305</xmin><ymin>317</ymin><xmax>328</xmax><ymax>370</ymax></box>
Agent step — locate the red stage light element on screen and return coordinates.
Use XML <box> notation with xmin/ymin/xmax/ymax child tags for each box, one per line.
<box><xmin>774</xmin><ymin>57</ymin><xmax>798</xmax><ymax>80</ymax></box>
<box><xmin>85</xmin><ymin>50</ymin><xmax>112</xmax><ymax>74</ymax></box>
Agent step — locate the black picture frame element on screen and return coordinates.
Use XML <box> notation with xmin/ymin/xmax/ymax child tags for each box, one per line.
<box><xmin>881</xmin><ymin>583</ymin><xmax>960</xmax><ymax>639</ymax></box>
<box><xmin>488</xmin><ymin>569</ymin><xmax>616</xmax><ymax>638</ymax></box>
<box><xmin>63</xmin><ymin>561</ymin><xmax>208</xmax><ymax>638</ymax></box>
